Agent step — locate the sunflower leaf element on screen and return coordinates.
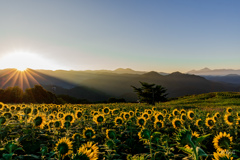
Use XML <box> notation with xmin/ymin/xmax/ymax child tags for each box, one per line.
<box><xmin>196</xmin><ymin>134</ymin><xmax>211</xmax><ymax>144</ymax></box>
<box><xmin>177</xmin><ymin>146</ymin><xmax>193</xmax><ymax>156</ymax></box>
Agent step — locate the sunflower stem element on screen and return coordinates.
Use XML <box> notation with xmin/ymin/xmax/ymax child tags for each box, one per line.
<box><xmin>189</xmin><ymin>140</ymin><xmax>198</xmax><ymax>160</ymax></box>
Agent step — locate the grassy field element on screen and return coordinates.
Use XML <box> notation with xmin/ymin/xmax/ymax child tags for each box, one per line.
<box><xmin>0</xmin><ymin>92</ymin><xmax>240</xmax><ymax>160</ymax></box>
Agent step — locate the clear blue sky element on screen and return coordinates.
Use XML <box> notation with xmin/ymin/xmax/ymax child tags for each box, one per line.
<box><xmin>0</xmin><ymin>0</ymin><xmax>240</xmax><ymax>72</ymax></box>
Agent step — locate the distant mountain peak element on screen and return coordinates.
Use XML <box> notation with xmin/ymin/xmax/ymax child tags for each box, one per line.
<box><xmin>142</xmin><ymin>71</ymin><xmax>162</xmax><ymax>77</ymax></box>
<box><xmin>114</xmin><ymin>68</ymin><xmax>134</xmax><ymax>72</ymax></box>
<box><xmin>200</xmin><ymin>67</ymin><xmax>211</xmax><ymax>71</ymax></box>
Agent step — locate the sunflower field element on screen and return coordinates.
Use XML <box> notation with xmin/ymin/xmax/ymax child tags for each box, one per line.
<box><xmin>0</xmin><ymin>99</ymin><xmax>240</xmax><ymax>160</ymax></box>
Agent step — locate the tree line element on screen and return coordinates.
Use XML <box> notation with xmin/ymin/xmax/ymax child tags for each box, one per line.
<box><xmin>0</xmin><ymin>85</ymin><xmax>90</xmax><ymax>104</ymax></box>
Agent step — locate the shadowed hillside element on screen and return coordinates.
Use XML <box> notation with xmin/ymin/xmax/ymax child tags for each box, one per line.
<box><xmin>0</xmin><ymin>68</ymin><xmax>239</xmax><ymax>102</ymax></box>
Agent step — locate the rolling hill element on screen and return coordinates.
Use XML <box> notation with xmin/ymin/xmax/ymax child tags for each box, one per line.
<box><xmin>0</xmin><ymin>68</ymin><xmax>239</xmax><ymax>102</ymax></box>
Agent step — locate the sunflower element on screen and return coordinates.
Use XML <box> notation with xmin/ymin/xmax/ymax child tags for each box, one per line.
<box><xmin>180</xmin><ymin>113</ymin><xmax>187</xmax><ymax>121</ymax></box>
<box><xmin>172</xmin><ymin>109</ymin><xmax>179</xmax><ymax>117</ymax></box>
<box><xmin>172</xmin><ymin>118</ymin><xmax>183</xmax><ymax>129</ymax></box>
<box><xmin>74</xmin><ymin>142</ymin><xmax>99</xmax><ymax>160</ymax></box>
<box><xmin>187</xmin><ymin>110</ymin><xmax>194</xmax><ymax>120</ymax></box>
<box><xmin>3</xmin><ymin>112</ymin><xmax>12</xmax><ymax>119</ymax></box>
<box><xmin>152</xmin><ymin>107</ymin><xmax>156</xmax><ymax>111</ymax></box>
<box><xmin>75</xmin><ymin>110</ymin><xmax>83</xmax><ymax>119</ymax></box>
<box><xmin>205</xmin><ymin>117</ymin><xmax>215</xmax><ymax>129</ymax></box>
<box><xmin>142</xmin><ymin>112</ymin><xmax>149</xmax><ymax>120</ymax></box>
<box><xmin>0</xmin><ymin>116</ymin><xmax>6</xmax><ymax>125</ymax></box>
<box><xmin>32</xmin><ymin>108</ymin><xmax>39</xmax><ymax>116</ymax></box>
<box><xmin>154</xmin><ymin>120</ymin><xmax>164</xmax><ymax>129</ymax></box>
<box><xmin>24</xmin><ymin>106</ymin><xmax>32</xmax><ymax>115</ymax></box>
<box><xmin>215</xmin><ymin>112</ymin><xmax>221</xmax><ymax>118</ymax></box>
<box><xmin>224</xmin><ymin>114</ymin><xmax>234</xmax><ymax>126</ymax></box>
<box><xmin>93</xmin><ymin>114</ymin><xmax>105</xmax><ymax>125</ymax></box>
<box><xmin>123</xmin><ymin>112</ymin><xmax>131</xmax><ymax>120</ymax></box>
<box><xmin>112</xmin><ymin>109</ymin><xmax>119</xmax><ymax>115</ymax></box>
<box><xmin>83</xmin><ymin>127</ymin><xmax>96</xmax><ymax>139</ymax></box>
<box><xmin>43</xmin><ymin>107</ymin><xmax>48</xmax><ymax>112</ymax></box>
<box><xmin>114</xmin><ymin>117</ymin><xmax>123</xmax><ymax>126</ymax></box>
<box><xmin>10</xmin><ymin>105</ymin><xmax>16</xmax><ymax>111</ymax></box>
<box><xmin>72</xmin><ymin>133</ymin><xmax>81</xmax><ymax>142</ymax></box>
<box><xmin>195</xmin><ymin>119</ymin><xmax>203</xmax><ymax>127</ymax></box>
<box><xmin>48</xmin><ymin>113</ymin><xmax>55</xmax><ymax>120</ymax></box>
<box><xmin>106</xmin><ymin>129</ymin><xmax>116</xmax><ymax>139</ymax></box>
<box><xmin>16</xmin><ymin>105</ymin><xmax>21</xmax><ymax>111</ymax></box>
<box><xmin>48</xmin><ymin>120</ymin><xmax>55</xmax><ymax>129</ymax></box>
<box><xmin>103</xmin><ymin>107</ymin><xmax>110</xmax><ymax>114</ymax></box>
<box><xmin>226</xmin><ymin>107</ymin><xmax>232</xmax><ymax>114</ymax></box>
<box><xmin>30</xmin><ymin>113</ymin><xmax>47</xmax><ymax>129</ymax></box>
<box><xmin>0</xmin><ymin>102</ymin><xmax>4</xmax><ymax>111</ymax></box>
<box><xmin>155</xmin><ymin>113</ymin><xmax>165</xmax><ymax>121</ymax></box>
<box><xmin>57</xmin><ymin>111</ymin><xmax>64</xmax><ymax>119</ymax></box>
<box><xmin>213</xmin><ymin>150</ymin><xmax>233</xmax><ymax>160</ymax></box>
<box><xmin>162</xmin><ymin>109</ymin><xmax>168</xmax><ymax>115</ymax></box>
<box><xmin>180</xmin><ymin>109</ymin><xmax>186</xmax><ymax>114</ymax></box>
<box><xmin>129</xmin><ymin>111</ymin><xmax>134</xmax><ymax>117</ymax></box>
<box><xmin>55</xmin><ymin>137</ymin><xmax>73</xmax><ymax>158</ymax></box>
<box><xmin>213</xmin><ymin>132</ymin><xmax>233</xmax><ymax>152</ymax></box>
<box><xmin>137</xmin><ymin>117</ymin><xmax>146</xmax><ymax>127</ymax></box>
<box><xmin>12</xmin><ymin>114</ymin><xmax>20</xmax><ymax>121</ymax></box>
<box><xmin>135</xmin><ymin>112</ymin><xmax>141</xmax><ymax>117</ymax></box>
<box><xmin>54</xmin><ymin>120</ymin><xmax>63</xmax><ymax>129</ymax></box>
<box><xmin>64</xmin><ymin>113</ymin><xmax>75</xmax><ymax>123</ymax></box>
<box><xmin>138</xmin><ymin>127</ymin><xmax>151</xmax><ymax>140</ymax></box>
<box><xmin>146</xmin><ymin>109</ymin><xmax>152</xmax><ymax>115</ymax></box>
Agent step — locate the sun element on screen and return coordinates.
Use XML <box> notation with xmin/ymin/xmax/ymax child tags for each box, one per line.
<box><xmin>0</xmin><ymin>51</ymin><xmax>63</xmax><ymax>71</ymax></box>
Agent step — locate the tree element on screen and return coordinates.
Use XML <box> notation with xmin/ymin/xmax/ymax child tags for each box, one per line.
<box><xmin>131</xmin><ymin>81</ymin><xmax>168</xmax><ymax>105</ymax></box>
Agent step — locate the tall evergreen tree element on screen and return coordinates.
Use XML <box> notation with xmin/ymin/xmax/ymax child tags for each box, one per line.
<box><xmin>131</xmin><ymin>81</ymin><xmax>168</xmax><ymax>105</ymax></box>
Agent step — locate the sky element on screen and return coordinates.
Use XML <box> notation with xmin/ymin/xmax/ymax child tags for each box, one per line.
<box><xmin>0</xmin><ymin>0</ymin><xmax>240</xmax><ymax>73</ymax></box>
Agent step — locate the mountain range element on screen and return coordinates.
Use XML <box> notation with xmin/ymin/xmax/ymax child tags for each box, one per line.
<box><xmin>0</xmin><ymin>68</ymin><xmax>239</xmax><ymax>102</ymax></box>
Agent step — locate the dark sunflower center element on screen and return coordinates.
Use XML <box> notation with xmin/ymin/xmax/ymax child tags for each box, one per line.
<box><xmin>0</xmin><ymin>116</ymin><xmax>6</xmax><ymax>124</ymax></box>
<box><xmin>54</xmin><ymin>121</ymin><xmax>61</xmax><ymax>128</ymax></box>
<box><xmin>24</xmin><ymin>108</ymin><xmax>32</xmax><ymax>114</ymax></box>
<box><xmin>125</xmin><ymin>114</ymin><xmax>130</xmax><ymax>119</ymax></box>
<box><xmin>4</xmin><ymin>113</ymin><xmax>12</xmax><ymax>119</ymax></box>
<box><xmin>59</xmin><ymin>114</ymin><xmax>64</xmax><ymax>118</ymax></box>
<box><xmin>34</xmin><ymin>117</ymin><xmax>43</xmax><ymax>126</ymax></box>
<box><xmin>116</xmin><ymin>119</ymin><xmax>123</xmax><ymax>124</ymax></box>
<box><xmin>85</xmin><ymin>130</ymin><xmax>94</xmax><ymax>139</ymax></box>
<box><xmin>227</xmin><ymin>115</ymin><xmax>234</xmax><ymax>123</ymax></box>
<box><xmin>74</xmin><ymin>134</ymin><xmax>81</xmax><ymax>140</ymax></box>
<box><xmin>108</xmin><ymin>130</ymin><xmax>116</xmax><ymax>139</ymax></box>
<box><xmin>64</xmin><ymin>121</ymin><xmax>71</xmax><ymax>128</ymax></box>
<box><xmin>142</xmin><ymin>129</ymin><xmax>151</xmax><ymax>139</ymax></box>
<box><xmin>139</xmin><ymin>119</ymin><xmax>145</xmax><ymax>125</ymax></box>
<box><xmin>136</xmin><ymin>112</ymin><xmax>140</xmax><ymax>117</ymax></box>
<box><xmin>157</xmin><ymin>115</ymin><xmax>163</xmax><ymax>121</ymax></box>
<box><xmin>58</xmin><ymin>143</ymin><xmax>69</xmax><ymax>155</ymax></box>
<box><xmin>97</xmin><ymin>116</ymin><xmax>104</xmax><ymax>122</ymax></box>
<box><xmin>190</xmin><ymin>113</ymin><xmax>194</xmax><ymax>118</ymax></box>
<box><xmin>104</xmin><ymin>108</ymin><xmax>109</xmax><ymax>113</ymax></box>
<box><xmin>182</xmin><ymin>115</ymin><xmax>186</xmax><ymax>120</ymax></box>
<box><xmin>156</xmin><ymin>122</ymin><xmax>162</xmax><ymax>128</ymax></box>
<box><xmin>208</xmin><ymin>120</ymin><xmax>214</xmax><ymax>126</ymax></box>
<box><xmin>219</xmin><ymin>137</ymin><xmax>230</xmax><ymax>149</ymax></box>
<box><xmin>143</xmin><ymin>114</ymin><xmax>148</xmax><ymax>119</ymax></box>
<box><xmin>65</xmin><ymin>115</ymin><xmax>73</xmax><ymax>122</ymax></box>
<box><xmin>77</xmin><ymin>112</ymin><xmax>82</xmax><ymax>118</ymax></box>
<box><xmin>175</xmin><ymin>120</ymin><xmax>181</xmax><ymax>127</ymax></box>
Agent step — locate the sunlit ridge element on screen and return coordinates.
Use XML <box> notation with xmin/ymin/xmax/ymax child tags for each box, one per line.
<box><xmin>0</xmin><ymin>68</ymin><xmax>47</xmax><ymax>90</ymax></box>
